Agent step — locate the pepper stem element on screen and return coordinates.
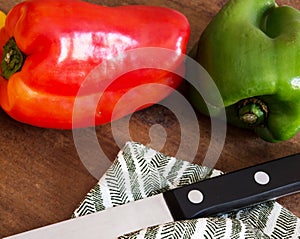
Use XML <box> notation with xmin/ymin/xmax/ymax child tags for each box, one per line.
<box><xmin>1</xmin><ymin>37</ymin><xmax>25</xmax><ymax>80</ymax></box>
<box><xmin>238</xmin><ymin>98</ymin><xmax>268</xmax><ymax>127</ymax></box>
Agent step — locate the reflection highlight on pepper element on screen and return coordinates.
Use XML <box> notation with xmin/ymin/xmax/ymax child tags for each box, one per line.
<box><xmin>58</xmin><ymin>32</ymin><xmax>138</xmax><ymax>63</ymax></box>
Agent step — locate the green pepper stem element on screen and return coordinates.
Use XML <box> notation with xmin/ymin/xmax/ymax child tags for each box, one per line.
<box><xmin>238</xmin><ymin>98</ymin><xmax>268</xmax><ymax>127</ymax></box>
<box><xmin>1</xmin><ymin>37</ymin><xmax>25</xmax><ymax>80</ymax></box>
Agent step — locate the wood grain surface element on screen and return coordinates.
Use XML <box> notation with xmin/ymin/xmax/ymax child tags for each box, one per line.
<box><xmin>0</xmin><ymin>0</ymin><xmax>299</xmax><ymax>237</ymax></box>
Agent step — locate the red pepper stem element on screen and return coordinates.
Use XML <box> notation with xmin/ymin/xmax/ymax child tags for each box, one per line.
<box><xmin>238</xmin><ymin>98</ymin><xmax>268</xmax><ymax>127</ymax></box>
<box><xmin>1</xmin><ymin>37</ymin><xmax>25</xmax><ymax>80</ymax></box>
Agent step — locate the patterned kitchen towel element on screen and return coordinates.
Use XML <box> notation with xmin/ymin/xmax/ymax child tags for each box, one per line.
<box><xmin>72</xmin><ymin>141</ymin><xmax>300</xmax><ymax>239</ymax></box>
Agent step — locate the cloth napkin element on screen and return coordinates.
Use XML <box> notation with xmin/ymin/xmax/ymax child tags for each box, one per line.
<box><xmin>72</xmin><ymin>141</ymin><xmax>300</xmax><ymax>239</ymax></box>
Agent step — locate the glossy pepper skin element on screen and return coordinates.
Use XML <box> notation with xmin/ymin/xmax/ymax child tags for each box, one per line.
<box><xmin>190</xmin><ymin>0</ymin><xmax>300</xmax><ymax>142</ymax></box>
<box><xmin>0</xmin><ymin>0</ymin><xmax>190</xmax><ymax>129</ymax></box>
<box><xmin>0</xmin><ymin>11</ymin><xmax>5</xmax><ymax>28</ymax></box>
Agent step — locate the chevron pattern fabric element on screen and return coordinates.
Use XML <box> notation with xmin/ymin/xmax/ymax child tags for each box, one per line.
<box><xmin>72</xmin><ymin>141</ymin><xmax>300</xmax><ymax>239</ymax></box>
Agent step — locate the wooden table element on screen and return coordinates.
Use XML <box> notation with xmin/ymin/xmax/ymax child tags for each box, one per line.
<box><xmin>0</xmin><ymin>0</ymin><xmax>299</xmax><ymax>237</ymax></box>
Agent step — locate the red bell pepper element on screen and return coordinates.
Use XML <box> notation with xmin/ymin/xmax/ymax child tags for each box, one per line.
<box><xmin>0</xmin><ymin>0</ymin><xmax>190</xmax><ymax>129</ymax></box>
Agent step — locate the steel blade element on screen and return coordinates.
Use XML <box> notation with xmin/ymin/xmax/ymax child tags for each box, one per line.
<box><xmin>5</xmin><ymin>194</ymin><xmax>174</xmax><ymax>239</ymax></box>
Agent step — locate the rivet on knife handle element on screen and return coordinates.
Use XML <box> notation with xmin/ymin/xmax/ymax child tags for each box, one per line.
<box><xmin>163</xmin><ymin>153</ymin><xmax>300</xmax><ymax>220</ymax></box>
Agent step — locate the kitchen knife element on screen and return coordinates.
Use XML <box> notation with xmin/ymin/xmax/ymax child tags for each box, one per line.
<box><xmin>5</xmin><ymin>153</ymin><xmax>300</xmax><ymax>239</ymax></box>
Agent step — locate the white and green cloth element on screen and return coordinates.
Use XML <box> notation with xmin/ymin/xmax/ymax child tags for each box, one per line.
<box><xmin>72</xmin><ymin>141</ymin><xmax>300</xmax><ymax>239</ymax></box>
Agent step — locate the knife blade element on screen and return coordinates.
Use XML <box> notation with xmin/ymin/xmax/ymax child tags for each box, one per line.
<box><xmin>5</xmin><ymin>153</ymin><xmax>300</xmax><ymax>239</ymax></box>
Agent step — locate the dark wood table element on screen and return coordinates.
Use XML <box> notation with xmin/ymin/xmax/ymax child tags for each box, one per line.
<box><xmin>0</xmin><ymin>0</ymin><xmax>299</xmax><ymax>237</ymax></box>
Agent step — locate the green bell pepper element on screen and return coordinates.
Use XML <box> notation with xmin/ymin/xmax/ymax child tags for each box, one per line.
<box><xmin>190</xmin><ymin>0</ymin><xmax>300</xmax><ymax>143</ymax></box>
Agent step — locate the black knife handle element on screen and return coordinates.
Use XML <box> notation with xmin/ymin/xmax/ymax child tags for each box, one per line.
<box><xmin>163</xmin><ymin>153</ymin><xmax>300</xmax><ymax>220</ymax></box>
